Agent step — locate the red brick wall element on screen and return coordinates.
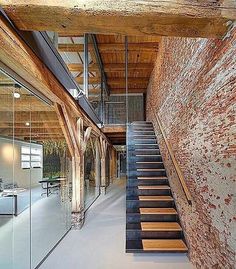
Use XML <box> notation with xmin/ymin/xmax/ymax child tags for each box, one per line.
<box><xmin>146</xmin><ymin>27</ymin><xmax>236</xmax><ymax>268</ymax></box>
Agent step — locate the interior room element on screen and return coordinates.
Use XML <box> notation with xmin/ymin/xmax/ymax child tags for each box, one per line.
<box><xmin>0</xmin><ymin>70</ymin><xmax>72</xmax><ymax>269</ymax></box>
<box><xmin>0</xmin><ymin>3</ymin><xmax>235</xmax><ymax>269</ymax></box>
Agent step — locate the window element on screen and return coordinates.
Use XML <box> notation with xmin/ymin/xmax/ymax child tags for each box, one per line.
<box><xmin>21</xmin><ymin>145</ymin><xmax>42</xmax><ymax>169</ymax></box>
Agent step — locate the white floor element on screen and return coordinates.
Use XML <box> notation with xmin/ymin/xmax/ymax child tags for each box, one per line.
<box><xmin>0</xmin><ymin>186</ymin><xmax>71</xmax><ymax>269</ymax></box>
<box><xmin>39</xmin><ymin>179</ymin><xmax>193</xmax><ymax>269</ymax></box>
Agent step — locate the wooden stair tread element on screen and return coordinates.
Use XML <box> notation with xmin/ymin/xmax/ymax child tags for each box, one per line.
<box><xmin>139</xmin><ymin>196</ymin><xmax>173</xmax><ymax>201</ymax></box>
<box><xmin>140</xmin><ymin>208</ymin><xmax>177</xmax><ymax>214</ymax></box>
<box><xmin>142</xmin><ymin>239</ymin><xmax>187</xmax><ymax>251</ymax></box>
<box><xmin>141</xmin><ymin>222</ymin><xmax>182</xmax><ymax>231</ymax></box>
<box><xmin>127</xmin><ymin>121</ymin><xmax>188</xmax><ymax>254</ymax></box>
<box><xmin>138</xmin><ymin>185</ymin><xmax>170</xmax><ymax>190</ymax></box>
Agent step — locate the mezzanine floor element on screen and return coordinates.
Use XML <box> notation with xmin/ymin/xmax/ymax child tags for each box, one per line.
<box><xmin>39</xmin><ymin>178</ymin><xmax>193</xmax><ymax>269</ymax></box>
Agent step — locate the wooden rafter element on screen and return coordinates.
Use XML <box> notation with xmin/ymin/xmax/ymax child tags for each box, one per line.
<box><xmin>108</xmin><ymin>77</ymin><xmax>149</xmax><ymax>86</ymax></box>
<box><xmin>75</xmin><ymin>76</ymin><xmax>101</xmax><ymax>85</ymax></box>
<box><xmin>59</xmin><ymin>43</ymin><xmax>159</xmax><ymax>53</ymax></box>
<box><xmin>68</xmin><ymin>63</ymin><xmax>154</xmax><ymax>73</ymax></box>
<box><xmin>54</xmin><ymin>103</ymin><xmax>74</xmax><ymax>157</ymax></box>
<box><xmin>110</xmin><ymin>88</ymin><xmax>146</xmax><ymax>94</ymax></box>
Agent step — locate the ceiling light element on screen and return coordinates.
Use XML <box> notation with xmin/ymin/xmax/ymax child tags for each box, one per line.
<box><xmin>25</xmin><ymin>122</ymin><xmax>30</xmax><ymax>126</ymax></box>
<box><xmin>13</xmin><ymin>92</ymin><xmax>21</xmax><ymax>99</ymax></box>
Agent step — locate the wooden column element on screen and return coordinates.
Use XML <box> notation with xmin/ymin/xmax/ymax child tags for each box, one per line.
<box><xmin>55</xmin><ymin>103</ymin><xmax>92</xmax><ymax>228</ymax></box>
<box><xmin>100</xmin><ymin>137</ymin><xmax>107</xmax><ymax>194</ymax></box>
<box><xmin>112</xmin><ymin>148</ymin><xmax>117</xmax><ymax>180</ymax></box>
<box><xmin>95</xmin><ymin>139</ymin><xmax>101</xmax><ymax>194</ymax></box>
<box><xmin>109</xmin><ymin>147</ymin><xmax>117</xmax><ymax>183</ymax></box>
<box><xmin>109</xmin><ymin>147</ymin><xmax>113</xmax><ymax>184</ymax></box>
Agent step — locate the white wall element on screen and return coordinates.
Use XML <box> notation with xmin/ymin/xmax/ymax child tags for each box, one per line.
<box><xmin>0</xmin><ymin>137</ymin><xmax>43</xmax><ymax>188</ymax></box>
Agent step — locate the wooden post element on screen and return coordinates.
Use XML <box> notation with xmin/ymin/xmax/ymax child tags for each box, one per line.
<box><xmin>109</xmin><ymin>147</ymin><xmax>113</xmax><ymax>184</ymax></box>
<box><xmin>100</xmin><ymin>137</ymin><xmax>107</xmax><ymax>194</ymax></box>
<box><xmin>55</xmin><ymin>103</ymin><xmax>95</xmax><ymax>228</ymax></box>
<box><xmin>95</xmin><ymin>139</ymin><xmax>101</xmax><ymax>195</ymax></box>
<box><xmin>109</xmin><ymin>146</ymin><xmax>116</xmax><ymax>183</ymax></box>
<box><xmin>111</xmin><ymin>147</ymin><xmax>117</xmax><ymax>181</ymax></box>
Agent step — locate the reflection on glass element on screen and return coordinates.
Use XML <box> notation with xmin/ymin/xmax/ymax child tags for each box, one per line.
<box><xmin>84</xmin><ymin>138</ymin><xmax>100</xmax><ymax>209</ymax></box>
<box><xmin>51</xmin><ymin>32</ymin><xmax>107</xmax><ymax>123</ymax></box>
<box><xmin>0</xmin><ymin>70</ymin><xmax>72</xmax><ymax>269</ymax></box>
<box><xmin>0</xmin><ymin>74</ymin><xmax>14</xmax><ymax>269</ymax></box>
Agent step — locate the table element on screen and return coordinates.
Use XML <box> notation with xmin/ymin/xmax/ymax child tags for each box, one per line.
<box><xmin>39</xmin><ymin>178</ymin><xmax>66</xmax><ymax>197</ymax></box>
<box><xmin>0</xmin><ymin>188</ymin><xmax>27</xmax><ymax>216</ymax></box>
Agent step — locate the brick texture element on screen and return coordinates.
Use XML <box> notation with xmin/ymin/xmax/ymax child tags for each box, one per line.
<box><xmin>146</xmin><ymin>27</ymin><xmax>236</xmax><ymax>268</ymax></box>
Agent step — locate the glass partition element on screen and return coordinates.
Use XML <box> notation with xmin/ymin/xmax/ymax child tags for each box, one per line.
<box><xmin>87</xmin><ymin>35</ymin><xmax>103</xmax><ymax>118</ymax></box>
<box><xmin>103</xmin><ymin>95</ymin><xmax>144</xmax><ymax>124</ymax></box>
<box><xmin>0</xmin><ymin>75</ymin><xmax>14</xmax><ymax>269</ymax></box>
<box><xmin>48</xmin><ymin>32</ymin><xmax>108</xmax><ymax>124</ymax></box>
<box><xmin>84</xmin><ymin>137</ymin><xmax>100</xmax><ymax>209</ymax></box>
<box><xmin>0</xmin><ymin>69</ymin><xmax>72</xmax><ymax>269</ymax></box>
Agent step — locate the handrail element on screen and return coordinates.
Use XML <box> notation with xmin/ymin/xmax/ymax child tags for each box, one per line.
<box><xmin>150</xmin><ymin>106</ymin><xmax>192</xmax><ymax>205</ymax></box>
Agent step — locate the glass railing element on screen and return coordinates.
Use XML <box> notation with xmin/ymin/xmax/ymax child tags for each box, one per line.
<box><xmin>46</xmin><ymin>32</ymin><xmax>108</xmax><ymax>124</ymax></box>
<box><xmin>46</xmin><ymin>32</ymin><xmax>144</xmax><ymax>127</ymax></box>
<box><xmin>103</xmin><ymin>95</ymin><xmax>144</xmax><ymax>125</ymax></box>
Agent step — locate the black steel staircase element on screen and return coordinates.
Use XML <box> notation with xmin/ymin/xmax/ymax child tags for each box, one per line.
<box><xmin>126</xmin><ymin>121</ymin><xmax>188</xmax><ymax>253</ymax></box>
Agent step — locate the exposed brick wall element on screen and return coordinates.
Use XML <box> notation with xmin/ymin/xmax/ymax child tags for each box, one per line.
<box><xmin>146</xmin><ymin>27</ymin><xmax>236</xmax><ymax>269</ymax></box>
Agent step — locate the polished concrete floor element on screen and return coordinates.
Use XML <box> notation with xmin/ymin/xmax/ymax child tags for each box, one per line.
<box><xmin>39</xmin><ymin>179</ymin><xmax>193</xmax><ymax>269</ymax></box>
<box><xmin>0</xmin><ymin>186</ymin><xmax>71</xmax><ymax>269</ymax></box>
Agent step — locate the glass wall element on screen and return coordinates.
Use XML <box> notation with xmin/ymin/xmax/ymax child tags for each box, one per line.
<box><xmin>47</xmin><ymin>32</ymin><xmax>108</xmax><ymax>123</ymax></box>
<box><xmin>84</xmin><ymin>137</ymin><xmax>100</xmax><ymax>209</ymax></box>
<box><xmin>103</xmin><ymin>95</ymin><xmax>144</xmax><ymax>124</ymax></box>
<box><xmin>0</xmin><ymin>70</ymin><xmax>72</xmax><ymax>269</ymax></box>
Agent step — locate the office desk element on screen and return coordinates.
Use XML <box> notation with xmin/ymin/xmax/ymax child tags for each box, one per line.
<box><xmin>0</xmin><ymin>188</ymin><xmax>27</xmax><ymax>216</ymax></box>
<box><xmin>39</xmin><ymin>178</ymin><xmax>66</xmax><ymax>197</ymax></box>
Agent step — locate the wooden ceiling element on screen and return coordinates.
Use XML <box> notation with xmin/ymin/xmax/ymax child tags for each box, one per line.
<box><xmin>102</xmin><ymin>125</ymin><xmax>126</xmax><ymax>145</ymax></box>
<box><xmin>0</xmin><ymin>74</ymin><xmax>65</xmax><ymax>142</ymax></box>
<box><xmin>58</xmin><ymin>34</ymin><xmax>160</xmax><ymax>96</ymax></box>
<box><xmin>96</xmin><ymin>34</ymin><xmax>159</xmax><ymax>94</ymax></box>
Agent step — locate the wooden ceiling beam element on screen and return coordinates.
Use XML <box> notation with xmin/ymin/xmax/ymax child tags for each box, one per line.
<box><xmin>102</xmin><ymin>125</ymin><xmax>126</xmax><ymax>133</ymax></box>
<box><xmin>0</xmin><ymin>123</ymin><xmax>60</xmax><ymax>129</ymax></box>
<box><xmin>108</xmin><ymin>77</ymin><xmax>149</xmax><ymax>86</ymax></box>
<box><xmin>0</xmin><ymin>111</ymin><xmax>58</xmax><ymax>122</ymax></box>
<box><xmin>68</xmin><ymin>63</ymin><xmax>154</xmax><ymax>73</ymax></box>
<box><xmin>110</xmin><ymin>88</ymin><xmax>146</xmax><ymax>94</ymax></box>
<box><xmin>0</xmin><ymin>128</ymin><xmax>62</xmax><ymax>135</ymax></box>
<box><xmin>104</xmin><ymin>63</ymin><xmax>154</xmax><ymax>72</ymax></box>
<box><xmin>59</xmin><ymin>43</ymin><xmax>159</xmax><ymax>53</ymax></box>
<box><xmin>1</xmin><ymin>1</ymin><xmax>235</xmax><ymax>38</ymax></box>
<box><xmin>68</xmin><ymin>63</ymin><xmax>99</xmax><ymax>72</ymax></box>
<box><xmin>58</xmin><ymin>33</ymin><xmax>84</xmax><ymax>37</ymax></box>
<box><xmin>75</xmin><ymin>76</ymin><xmax>101</xmax><ymax>85</ymax></box>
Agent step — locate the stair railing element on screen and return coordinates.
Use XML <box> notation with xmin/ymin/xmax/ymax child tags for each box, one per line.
<box><xmin>150</xmin><ymin>106</ymin><xmax>192</xmax><ymax>205</ymax></box>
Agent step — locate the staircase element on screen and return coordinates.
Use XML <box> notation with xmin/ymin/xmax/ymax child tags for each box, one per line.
<box><xmin>126</xmin><ymin>121</ymin><xmax>188</xmax><ymax>253</ymax></box>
